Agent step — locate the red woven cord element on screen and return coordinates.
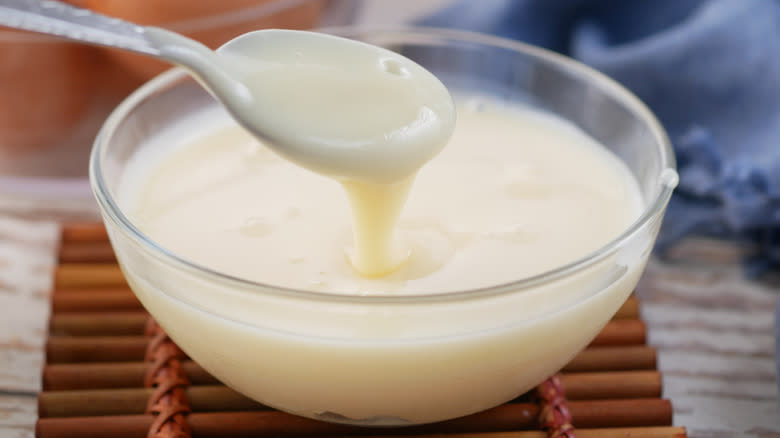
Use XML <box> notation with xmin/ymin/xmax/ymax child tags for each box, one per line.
<box><xmin>144</xmin><ymin>317</ymin><xmax>192</xmax><ymax>438</ymax></box>
<box><xmin>536</xmin><ymin>374</ymin><xmax>576</xmax><ymax>438</ymax></box>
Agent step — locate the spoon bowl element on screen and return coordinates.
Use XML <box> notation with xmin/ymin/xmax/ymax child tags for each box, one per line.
<box><xmin>146</xmin><ymin>27</ymin><xmax>456</xmax><ymax>182</ymax></box>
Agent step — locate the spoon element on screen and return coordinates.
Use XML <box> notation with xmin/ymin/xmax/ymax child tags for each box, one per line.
<box><xmin>0</xmin><ymin>0</ymin><xmax>455</xmax><ymax>183</ymax></box>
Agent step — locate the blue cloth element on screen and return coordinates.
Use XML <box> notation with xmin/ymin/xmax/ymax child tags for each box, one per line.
<box><xmin>423</xmin><ymin>0</ymin><xmax>780</xmax><ymax>275</ymax></box>
<box><xmin>776</xmin><ymin>299</ymin><xmax>780</xmax><ymax>396</ymax></box>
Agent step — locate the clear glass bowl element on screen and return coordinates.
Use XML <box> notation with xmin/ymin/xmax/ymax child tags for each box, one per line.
<box><xmin>91</xmin><ymin>27</ymin><xmax>678</xmax><ymax>426</ymax></box>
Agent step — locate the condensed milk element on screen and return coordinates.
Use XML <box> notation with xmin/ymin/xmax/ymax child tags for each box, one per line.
<box><xmin>101</xmin><ymin>29</ymin><xmax>656</xmax><ymax>426</ymax></box>
<box><xmin>120</xmin><ymin>99</ymin><xmax>641</xmax><ymax>294</ymax></box>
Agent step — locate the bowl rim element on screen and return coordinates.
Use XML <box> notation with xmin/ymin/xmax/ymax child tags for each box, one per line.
<box><xmin>90</xmin><ymin>26</ymin><xmax>678</xmax><ymax>304</ymax></box>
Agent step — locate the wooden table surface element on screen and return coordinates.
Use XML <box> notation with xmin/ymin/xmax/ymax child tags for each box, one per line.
<box><xmin>0</xmin><ymin>212</ymin><xmax>777</xmax><ymax>438</ymax></box>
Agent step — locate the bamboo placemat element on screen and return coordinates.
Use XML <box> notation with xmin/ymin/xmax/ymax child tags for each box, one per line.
<box><xmin>37</xmin><ymin>223</ymin><xmax>687</xmax><ymax>438</ymax></box>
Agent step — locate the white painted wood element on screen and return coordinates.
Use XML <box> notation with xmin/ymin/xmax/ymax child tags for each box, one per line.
<box><xmin>637</xmin><ymin>241</ymin><xmax>779</xmax><ymax>438</ymax></box>
<box><xmin>0</xmin><ymin>215</ymin><xmax>57</xmax><ymax>438</ymax></box>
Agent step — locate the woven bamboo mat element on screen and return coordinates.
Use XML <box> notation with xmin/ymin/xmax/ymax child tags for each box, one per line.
<box><xmin>36</xmin><ymin>223</ymin><xmax>687</xmax><ymax>438</ymax></box>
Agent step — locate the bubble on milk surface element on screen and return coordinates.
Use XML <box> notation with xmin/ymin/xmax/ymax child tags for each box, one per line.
<box><xmin>240</xmin><ymin>216</ymin><xmax>272</xmax><ymax>237</ymax></box>
<box><xmin>380</xmin><ymin>57</ymin><xmax>410</xmax><ymax>78</ymax></box>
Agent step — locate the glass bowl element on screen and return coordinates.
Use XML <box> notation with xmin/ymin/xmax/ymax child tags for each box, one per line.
<box><xmin>90</xmin><ymin>27</ymin><xmax>678</xmax><ymax>426</ymax></box>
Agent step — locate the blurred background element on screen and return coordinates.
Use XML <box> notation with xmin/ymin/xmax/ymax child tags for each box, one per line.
<box><xmin>0</xmin><ymin>0</ymin><xmax>355</xmax><ymax>212</ymax></box>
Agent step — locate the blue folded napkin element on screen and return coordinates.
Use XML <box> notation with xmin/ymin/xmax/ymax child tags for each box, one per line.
<box><xmin>776</xmin><ymin>299</ymin><xmax>780</xmax><ymax>395</ymax></box>
<box><xmin>424</xmin><ymin>0</ymin><xmax>780</xmax><ymax>275</ymax></box>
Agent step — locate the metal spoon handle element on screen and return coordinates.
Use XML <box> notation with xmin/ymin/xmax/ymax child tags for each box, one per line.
<box><xmin>0</xmin><ymin>0</ymin><xmax>160</xmax><ymax>56</ymax></box>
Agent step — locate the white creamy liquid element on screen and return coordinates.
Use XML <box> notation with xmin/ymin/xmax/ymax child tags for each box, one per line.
<box><xmin>115</xmin><ymin>96</ymin><xmax>647</xmax><ymax>424</ymax></box>
<box><xmin>121</xmin><ymin>99</ymin><xmax>641</xmax><ymax>295</ymax></box>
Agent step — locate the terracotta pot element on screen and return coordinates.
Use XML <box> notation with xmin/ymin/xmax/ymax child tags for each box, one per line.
<box><xmin>0</xmin><ymin>28</ymin><xmax>98</xmax><ymax>151</ymax></box>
